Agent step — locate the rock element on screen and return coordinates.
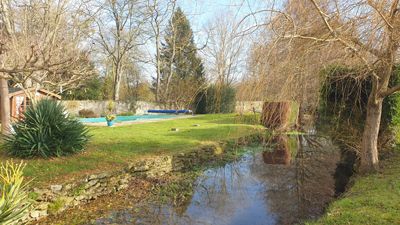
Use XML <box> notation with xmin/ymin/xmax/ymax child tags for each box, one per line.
<box><xmin>117</xmin><ymin>184</ymin><xmax>129</xmax><ymax>191</ymax></box>
<box><xmin>86</xmin><ymin>183</ymin><xmax>101</xmax><ymax>193</ymax></box>
<box><xmin>133</xmin><ymin>163</ymin><xmax>150</xmax><ymax>172</ymax></box>
<box><xmin>85</xmin><ymin>179</ymin><xmax>98</xmax><ymax>189</ymax></box>
<box><xmin>30</xmin><ymin>210</ymin><xmax>47</xmax><ymax>219</ymax></box>
<box><xmin>88</xmin><ymin>172</ymin><xmax>111</xmax><ymax>181</ymax></box>
<box><xmin>74</xmin><ymin>195</ymin><xmax>86</xmax><ymax>201</ymax></box>
<box><xmin>63</xmin><ymin>184</ymin><xmax>74</xmax><ymax>191</ymax></box>
<box><xmin>50</xmin><ymin>185</ymin><xmax>62</xmax><ymax>193</ymax></box>
<box><xmin>118</xmin><ymin>176</ymin><xmax>130</xmax><ymax>185</ymax></box>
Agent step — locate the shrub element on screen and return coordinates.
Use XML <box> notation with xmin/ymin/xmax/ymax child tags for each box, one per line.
<box><xmin>117</xmin><ymin>112</ymin><xmax>135</xmax><ymax>116</ymax></box>
<box><xmin>61</xmin><ymin>76</ymin><xmax>104</xmax><ymax>100</ymax></box>
<box><xmin>78</xmin><ymin>109</ymin><xmax>98</xmax><ymax>118</ymax></box>
<box><xmin>320</xmin><ymin>65</ymin><xmax>400</xmax><ymax>130</ymax></box>
<box><xmin>0</xmin><ymin>161</ymin><xmax>30</xmax><ymax>225</ymax></box>
<box><xmin>4</xmin><ymin>99</ymin><xmax>90</xmax><ymax>158</ymax></box>
<box><xmin>319</xmin><ymin>65</ymin><xmax>400</xmax><ymax>151</ymax></box>
<box><xmin>194</xmin><ymin>84</ymin><xmax>236</xmax><ymax>114</ymax></box>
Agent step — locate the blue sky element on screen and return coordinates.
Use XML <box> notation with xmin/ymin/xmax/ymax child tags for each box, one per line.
<box><xmin>179</xmin><ymin>0</ymin><xmax>262</xmax><ymax>33</ymax></box>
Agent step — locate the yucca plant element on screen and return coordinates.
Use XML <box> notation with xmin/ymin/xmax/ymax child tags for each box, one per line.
<box><xmin>4</xmin><ymin>99</ymin><xmax>90</xmax><ymax>158</ymax></box>
<box><xmin>0</xmin><ymin>161</ymin><xmax>30</xmax><ymax>225</ymax></box>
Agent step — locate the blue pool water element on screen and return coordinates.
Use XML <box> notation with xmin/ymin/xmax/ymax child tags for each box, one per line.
<box><xmin>79</xmin><ymin>114</ymin><xmax>178</xmax><ymax>123</ymax></box>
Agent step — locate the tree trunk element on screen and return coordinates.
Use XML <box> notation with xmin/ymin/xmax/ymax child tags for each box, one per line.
<box><xmin>0</xmin><ymin>78</ymin><xmax>11</xmax><ymax>135</ymax></box>
<box><xmin>113</xmin><ymin>65</ymin><xmax>122</xmax><ymax>101</ymax></box>
<box><xmin>360</xmin><ymin>95</ymin><xmax>382</xmax><ymax>173</ymax></box>
<box><xmin>155</xmin><ymin>29</ymin><xmax>161</xmax><ymax>103</ymax></box>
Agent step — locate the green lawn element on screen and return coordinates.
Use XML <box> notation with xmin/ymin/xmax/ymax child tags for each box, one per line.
<box><xmin>0</xmin><ymin>114</ymin><xmax>261</xmax><ymax>185</ymax></box>
<box><xmin>309</xmin><ymin>151</ymin><xmax>400</xmax><ymax>225</ymax></box>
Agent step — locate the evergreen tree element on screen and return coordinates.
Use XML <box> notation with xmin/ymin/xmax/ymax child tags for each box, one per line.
<box><xmin>159</xmin><ymin>7</ymin><xmax>205</xmax><ymax>107</ymax></box>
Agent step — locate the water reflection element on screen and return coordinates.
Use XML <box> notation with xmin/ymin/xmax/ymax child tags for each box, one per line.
<box><xmin>92</xmin><ymin>135</ymin><xmax>353</xmax><ymax>225</ymax></box>
<box><xmin>262</xmin><ymin>135</ymin><xmax>291</xmax><ymax>165</ymax></box>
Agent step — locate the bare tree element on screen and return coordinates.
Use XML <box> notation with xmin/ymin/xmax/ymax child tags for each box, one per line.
<box><xmin>0</xmin><ymin>0</ymin><xmax>95</xmax><ymax>134</ymax></box>
<box><xmin>241</xmin><ymin>0</ymin><xmax>400</xmax><ymax>172</ymax></box>
<box><xmin>204</xmin><ymin>12</ymin><xmax>246</xmax><ymax>86</ymax></box>
<box><xmin>92</xmin><ymin>0</ymin><xmax>146</xmax><ymax>101</ymax></box>
<box><xmin>145</xmin><ymin>0</ymin><xmax>176</xmax><ymax>102</ymax></box>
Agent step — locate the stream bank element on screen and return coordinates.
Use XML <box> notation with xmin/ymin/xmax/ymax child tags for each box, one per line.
<box><xmin>26</xmin><ymin>134</ymin><xmax>261</xmax><ymax>224</ymax></box>
<box><xmin>308</xmin><ymin>150</ymin><xmax>400</xmax><ymax>225</ymax></box>
<box><xmin>33</xmin><ymin>133</ymin><xmax>357</xmax><ymax>225</ymax></box>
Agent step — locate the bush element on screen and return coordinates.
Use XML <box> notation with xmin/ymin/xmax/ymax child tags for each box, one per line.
<box><xmin>194</xmin><ymin>85</ymin><xmax>236</xmax><ymax>114</ymax></box>
<box><xmin>78</xmin><ymin>109</ymin><xmax>98</xmax><ymax>118</ymax></box>
<box><xmin>62</xmin><ymin>76</ymin><xmax>104</xmax><ymax>100</ymax></box>
<box><xmin>4</xmin><ymin>99</ymin><xmax>90</xmax><ymax>158</ymax></box>
<box><xmin>0</xmin><ymin>161</ymin><xmax>30</xmax><ymax>224</ymax></box>
<box><xmin>117</xmin><ymin>112</ymin><xmax>135</xmax><ymax>116</ymax></box>
<box><xmin>320</xmin><ymin>65</ymin><xmax>400</xmax><ymax>130</ymax></box>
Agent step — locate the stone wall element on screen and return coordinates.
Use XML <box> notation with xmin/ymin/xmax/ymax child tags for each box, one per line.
<box><xmin>61</xmin><ymin>100</ymin><xmax>159</xmax><ymax>116</ymax></box>
<box><xmin>24</xmin><ymin>145</ymin><xmax>222</xmax><ymax>223</ymax></box>
<box><xmin>235</xmin><ymin>101</ymin><xmax>263</xmax><ymax>114</ymax></box>
<box><xmin>61</xmin><ymin>100</ymin><xmax>263</xmax><ymax>116</ymax></box>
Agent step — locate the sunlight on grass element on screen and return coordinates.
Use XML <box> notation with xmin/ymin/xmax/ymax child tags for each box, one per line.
<box><xmin>0</xmin><ymin>114</ymin><xmax>262</xmax><ymax>185</ymax></box>
<box><xmin>308</xmin><ymin>152</ymin><xmax>400</xmax><ymax>225</ymax></box>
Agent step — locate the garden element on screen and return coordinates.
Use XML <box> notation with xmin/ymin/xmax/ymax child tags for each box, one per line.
<box><xmin>0</xmin><ymin>105</ymin><xmax>260</xmax><ymax>185</ymax></box>
<box><xmin>1</xmin><ymin>0</ymin><xmax>400</xmax><ymax>224</ymax></box>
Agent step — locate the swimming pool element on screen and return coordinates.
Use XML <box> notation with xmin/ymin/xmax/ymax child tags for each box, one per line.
<box><xmin>79</xmin><ymin>114</ymin><xmax>178</xmax><ymax>123</ymax></box>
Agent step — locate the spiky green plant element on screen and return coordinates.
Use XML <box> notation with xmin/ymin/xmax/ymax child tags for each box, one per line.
<box><xmin>4</xmin><ymin>99</ymin><xmax>90</xmax><ymax>158</ymax></box>
<box><xmin>0</xmin><ymin>161</ymin><xmax>30</xmax><ymax>225</ymax></box>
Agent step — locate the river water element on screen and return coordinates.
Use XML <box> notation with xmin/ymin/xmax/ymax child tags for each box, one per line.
<box><xmin>91</xmin><ymin>135</ymin><xmax>355</xmax><ymax>225</ymax></box>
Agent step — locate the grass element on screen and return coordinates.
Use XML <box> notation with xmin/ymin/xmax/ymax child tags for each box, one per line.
<box><xmin>308</xmin><ymin>151</ymin><xmax>400</xmax><ymax>225</ymax></box>
<box><xmin>0</xmin><ymin>114</ymin><xmax>262</xmax><ymax>185</ymax></box>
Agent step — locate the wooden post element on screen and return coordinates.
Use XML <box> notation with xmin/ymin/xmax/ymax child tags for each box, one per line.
<box><xmin>0</xmin><ymin>78</ymin><xmax>11</xmax><ymax>134</ymax></box>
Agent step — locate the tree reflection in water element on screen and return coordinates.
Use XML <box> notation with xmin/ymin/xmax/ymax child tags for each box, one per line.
<box><xmin>92</xmin><ymin>135</ymin><xmax>354</xmax><ymax>225</ymax></box>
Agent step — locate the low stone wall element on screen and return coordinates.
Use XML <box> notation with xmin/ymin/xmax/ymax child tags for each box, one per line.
<box><xmin>24</xmin><ymin>144</ymin><xmax>222</xmax><ymax>223</ymax></box>
<box><xmin>61</xmin><ymin>100</ymin><xmax>159</xmax><ymax>116</ymax></box>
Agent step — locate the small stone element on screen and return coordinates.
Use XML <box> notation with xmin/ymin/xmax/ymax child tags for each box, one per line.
<box><xmin>132</xmin><ymin>162</ymin><xmax>150</xmax><ymax>172</ymax></box>
<box><xmin>85</xmin><ymin>179</ymin><xmax>98</xmax><ymax>189</ymax></box>
<box><xmin>193</xmin><ymin>124</ymin><xmax>200</xmax><ymax>127</ymax></box>
<box><xmin>88</xmin><ymin>172</ymin><xmax>110</xmax><ymax>181</ymax></box>
<box><xmin>30</xmin><ymin>210</ymin><xmax>47</xmax><ymax>219</ymax></box>
<box><xmin>64</xmin><ymin>184</ymin><xmax>74</xmax><ymax>191</ymax></box>
<box><xmin>171</xmin><ymin>128</ymin><xmax>179</xmax><ymax>131</ymax></box>
<box><xmin>74</xmin><ymin>195</ymin><xmax>86</xmax><ymax>201</ymax></box>
<box><xmin>88</xmin><ymin>174</ymin><xmax>99</xmax><ymax>180</ymax></box>
<box><xmin>117</xmin><ymin>184</ymin><xmax>129</xmax><ymax>191</ymax></box>
<box><xmin>50</xmin><ymin>185</ymin><xmax>62</xmax><ymax>192</ymax></box>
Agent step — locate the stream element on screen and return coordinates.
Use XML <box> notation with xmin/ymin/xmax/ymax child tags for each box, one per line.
<box><xmin>89</xmin><ymin>134</ymin><xmax>356</xmax><ymax>225</ymax></box>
